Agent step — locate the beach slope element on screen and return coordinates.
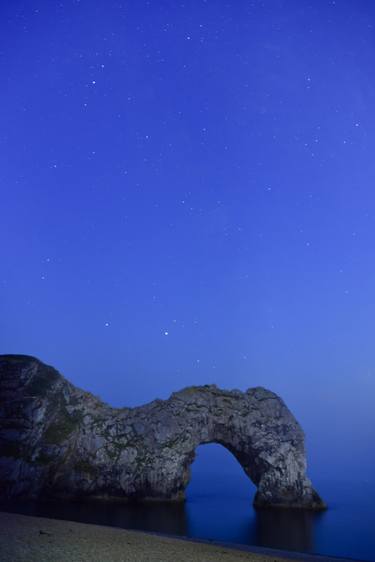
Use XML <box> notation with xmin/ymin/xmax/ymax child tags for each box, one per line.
<box><xmin>0</xmin><ymin>511</ymin><xmax>290</xmax><ymax>562</ymax></box>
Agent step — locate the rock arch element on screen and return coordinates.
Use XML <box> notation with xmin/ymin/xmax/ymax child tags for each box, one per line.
<box><xmin>0</xmin><ymin>355</ymin><xmax>325</xmax><ymax>509</ymax></box>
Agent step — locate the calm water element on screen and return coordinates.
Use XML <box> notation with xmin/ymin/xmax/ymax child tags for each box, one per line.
<box><xmin>1</xmin><ymin>445</ymin><xmax>374</xmax><ymax>561</ymax></box>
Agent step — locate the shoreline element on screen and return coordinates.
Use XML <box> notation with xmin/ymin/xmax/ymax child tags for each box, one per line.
<box><xmin>0</xmin><ymin>511</ymin><xmax>363</xmax><ymax>562</ymax></box>
<box><xmin>144</xmin><ymin>533</ymin><xmax>366</xmax><ymax>562</ymax></box>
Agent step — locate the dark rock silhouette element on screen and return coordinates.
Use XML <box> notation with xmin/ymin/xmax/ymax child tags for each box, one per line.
<box><xmin>0</xmin><ymin>355</ymin><xmax>325</xmax><ymax>509</ymax></box>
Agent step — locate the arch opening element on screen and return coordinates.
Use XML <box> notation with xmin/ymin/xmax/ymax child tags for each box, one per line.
<box><xmin>185</xmin><ymin>443</ymin><xmax>257</xmax><ymax>502</ymax></box>
<box><xmin>184</xmin><ymin>443</ymin><xmax>257</xmax><ymax>542</ymax></box>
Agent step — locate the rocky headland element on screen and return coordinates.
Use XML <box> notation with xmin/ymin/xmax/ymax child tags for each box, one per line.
<box><xmin>0</xmin><ymin>355</ymin><xmax>325</xmax><ymax>509</ymax></box>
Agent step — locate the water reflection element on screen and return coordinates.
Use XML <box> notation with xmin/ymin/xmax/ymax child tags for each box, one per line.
<box><xmin>0</xmin><ymin>497</ymin><xmax>317</xmax><ymax>555</ymax></box>
<box><xmin>0</xmin><ymin>499</ymin><xmax>188</xmax><ymax>536</ymax></box>
<box><xmin>255</xmin><ymin>508</ymin><xmax>317</xmax><ymax>552</ymax></box>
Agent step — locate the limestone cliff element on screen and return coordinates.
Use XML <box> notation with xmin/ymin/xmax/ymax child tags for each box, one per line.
<box><xmin>0</xmin><ymin>355</ymin><xmax>325</xmax><ymax>509</ymax></box>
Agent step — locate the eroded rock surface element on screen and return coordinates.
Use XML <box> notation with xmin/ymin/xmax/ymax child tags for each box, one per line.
<box><xmin>0</xmin><ymin>355</ymin><xmax>325</xmax><ymax>509</ymax></box>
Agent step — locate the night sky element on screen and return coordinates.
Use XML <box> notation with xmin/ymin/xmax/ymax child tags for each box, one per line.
<box><xmin>2</xmin><ymin>1</ymin><xmax>375</xmax><ymax>480</ymax></box>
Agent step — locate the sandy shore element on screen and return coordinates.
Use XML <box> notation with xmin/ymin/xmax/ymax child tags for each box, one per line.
<box><xmin>0</xmin><ymin>510</ymin><xmax>294</xmax><ymax>562</ymax></box>
<box><xmin>0</xmin><ymin>511</ymin><xmax>357</xmax><ymax>562</ymax></box>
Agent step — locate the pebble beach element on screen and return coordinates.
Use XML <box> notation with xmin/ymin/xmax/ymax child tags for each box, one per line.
<box><xmin>0</xmin><ymin>511</ymin><xmax>291</xmax><ymax>562</ymax></box>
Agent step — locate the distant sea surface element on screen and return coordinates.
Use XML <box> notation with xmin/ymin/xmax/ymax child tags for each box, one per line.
<box><xmin>1</xmin><ymin>445</ymin><xmax>374</xmax><ymax>561</ymax></box>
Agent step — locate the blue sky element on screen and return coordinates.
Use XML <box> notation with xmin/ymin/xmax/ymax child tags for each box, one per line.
<box><xmin>1</xmin><ymin>0</ymin><xmax>375</xmax><ymax>481</ymax></box>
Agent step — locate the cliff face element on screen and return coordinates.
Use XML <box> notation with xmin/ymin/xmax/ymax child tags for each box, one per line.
<box><xmin>0</xmin><ymin>355</ymin><xmax>325</xmax><ymax>509</ymax></box>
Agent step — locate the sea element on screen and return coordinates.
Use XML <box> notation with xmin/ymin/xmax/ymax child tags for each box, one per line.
<box><xmin>1</xmin><ymin>443</ymin><xmax>374</xmax><ymax>561</ymax></box>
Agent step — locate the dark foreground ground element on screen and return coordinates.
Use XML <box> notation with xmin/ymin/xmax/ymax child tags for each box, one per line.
<box><xmin>0</xmin><ymin>511</ymin><xmax>361</xmax><ymax>562</ymax></box>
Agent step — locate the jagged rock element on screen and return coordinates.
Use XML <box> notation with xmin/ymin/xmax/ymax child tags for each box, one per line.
<box><xmin>0</xmin><ymin>355</ymin><xmax>325</xmax><ymax>509</ymax></box>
